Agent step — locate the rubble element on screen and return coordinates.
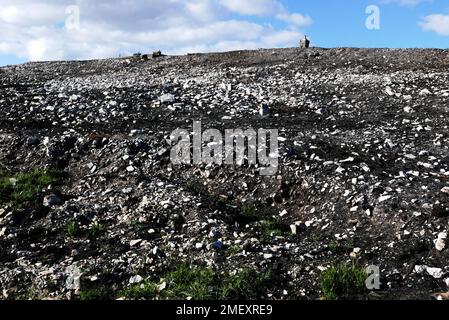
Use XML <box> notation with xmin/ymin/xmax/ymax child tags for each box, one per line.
<box><xmin>0</xmin><ymin>47</ymin><xmax>449</xmax><ymax>300</ymax></box>
<box><xmin>43</xmin><ymin>194</ymin><xmax>62</xmax><ymax>207</ymax></box>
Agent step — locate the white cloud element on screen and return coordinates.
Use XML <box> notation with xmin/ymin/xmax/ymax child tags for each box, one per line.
<box><xmin>219</xmin><ymin>0</ymin><xmax>312</xmax><ymax>27</ymax></box>
<box><xmin>420</xmin><ymin>14</ymin><xmax>449</xmax><ymax>36</ymax></box>
<box><xmin>276</xmin><ymin>13</ymin><xmax>313</xmax><ymax>27</ymax></box>
<box><xmin>0</xmin><ymin>0</ymin><xmax>312</xmax><ymax>62</ymax></box>
<box><xmin>218</xmin><ymin>0</ymin><xmax>282</xmax><ymax>16</ymax></box>
<box><xmin>380</xmin><ymin>0</ymin><xmax>430</xmax><ymax>7</ymax></box>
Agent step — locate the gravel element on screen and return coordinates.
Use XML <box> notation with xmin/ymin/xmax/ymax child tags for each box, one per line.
<box><xmin>1</xmin><ymin>48</ymin><xmax>449</xmax><ymax>300</ymax></box>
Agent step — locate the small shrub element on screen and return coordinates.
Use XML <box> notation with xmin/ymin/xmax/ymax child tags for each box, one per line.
<box><xmin>90</xmin><ymin>222</ymin><xmax>105</xmax><ymax>236</ymax></box>
<box><xmin>320</xmin><ymin>263</ymin><xmax>367</xmax><ymax>300</ymax></box>
<box><xmin>260</xmin><ymin>218</ymin><xmax>285</xmax><ymax>243</ymax></box>
<box><xmin>227</xmin><ymin>245</ymin><xmax>241</xmax><ymax>256</ymax></box>
<box><xmin>240</xmin><ymin>204</ymin><xmax>259</xmax><ymax>221</ymax></box>
<box><xmin>67</xmin><ymin>221</ymin><xmax>79</xmax><ymax>238</ymax></box>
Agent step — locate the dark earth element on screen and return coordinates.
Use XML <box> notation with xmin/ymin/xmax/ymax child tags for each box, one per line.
<box><xmin>0</xmin><ymin>47</ymin><xmax>449</xmax><ymax>300</ymax></box>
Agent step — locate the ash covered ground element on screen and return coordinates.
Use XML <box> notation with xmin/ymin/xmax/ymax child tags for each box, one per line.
<box><xmin>1</xmin><ymin>48</ymin><xmax>449</xmax><ymax>300</ymax></box>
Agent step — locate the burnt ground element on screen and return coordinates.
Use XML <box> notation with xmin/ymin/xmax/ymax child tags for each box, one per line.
<box><xmin>0</xmin><ymin>47</ymin><xmax>449</xmax><ymax>300</ymax></box>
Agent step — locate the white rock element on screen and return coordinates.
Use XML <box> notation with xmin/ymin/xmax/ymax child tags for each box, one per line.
<box><xmin>129</xmin><ymin>275</ymin><xmax>143</xmax><ymax>284</ymax></box>
<box><xmin>336</xmin><ymin>167</ymin><xmax>345</xmax><ymax>174</ymax></box>
<box><xmin>435</xmin><ymin>232</ymin><xmax>447</xmax><ymax>251</ymax></box>
<box><xmin>378</xmin><ymin>195</ymin><xmax>392</xmax><ymax>203</ymax></box>
<box><xmin>419</xmin><ymin>89</ymin><xmax>431</xmax><ymax>96</ymax></box>
<box><xmin>65</xmin><ymin>265</ymin><xmax>82</xmax><ymax>292</ymax></box>
<box><xmin>414</xmin><ymin>265</ymin><xmax>427</xmax><ymax>274</ymax></box>
<box><xmin>69</xmin><ymin>94</ymin><xmax>80</xmax><ymax>101</ymax></box>
<box><xmin>157</xmin><ymin>282</ymin><xmax>167</xmax><ymax>292</ymax></box>
<box><xmin>290</xmin><ymin>225</ymin><xmax>297</xmax><ymax>235</ymax></box>
<box><xmin>361</xmin><ymin>164</ymin><xmax>370</xmax><ymax>172</ymax></box>
<box><xmin>160</xmin><ymin>200</ymin><xmax>175</xmax><ymax>208</ymax></box>
<box><xmin>130</xmin><ymin>239</ymin><xmax>142</xmax><ymax>247</ymax></box>
<box><xmin>122</xmin><ymin>188</ymin><xmax>133</xmax><ymax>194</ymax></box>
<box><xmin>385</xmin><ymin>87</ymin><xmax>394</xmax><ymax>96</ymax></box>
<box><xmin>427</xmin><ymin>267</ymin><xmax>444</xmax><ymax>279</ymax></box>
<box><xmin>160</xmin><ymin>93</ymin><xmax>175</xmax><ymax>103</ymax></box>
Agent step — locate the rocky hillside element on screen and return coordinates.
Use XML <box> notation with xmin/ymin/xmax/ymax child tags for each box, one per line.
<box><xmin>1</xmin><ymin>48</ymin><xmax>449</xmax><ymax>300</ymax></box>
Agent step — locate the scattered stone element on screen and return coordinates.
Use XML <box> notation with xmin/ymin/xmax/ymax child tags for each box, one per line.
<box><xmin>65</xmin><ymin>265</ymin><xmax>82</xmax><ymax>292</ymax></box>
<box><xmin>160</xmin><ymin>93</ymin><xmax>175</xmax><ymax>104</ymax></box>
<box><xmin>1</xmin><ymin>48</ymin><xmax>448</xmax><ymax>300</ymax></box>
<box><xmin>212</xmin><ymin>240</ymin><xmax>223</xmax><ymax>251</ymax></box>
<box><xmin>26</xmin><ymin>136</ymin><xmax>40</xmax><ymax>146</ymax></box>
<box><xmin>129</xmin><ymin>275</ymin><xmax>143</xmax><ymax>284</ymax></box>
<box><xmin>435</xmin><ymin>232</ymin><xmax>447</xmax><ymax>251</ymax></box>
<box><xmin>259</xmin><ymin>103</ymin><xmax>270</xmax><ymax>116</ymax></box>
<box><xmin>130</xmin><ymin>239</ymin><xmax>142</xmax><ymax>247</ymax></box>
<box><xmin>43</xmin><ymin>194</ymin><xmax>62</xmax><ymax>207</ymax></box>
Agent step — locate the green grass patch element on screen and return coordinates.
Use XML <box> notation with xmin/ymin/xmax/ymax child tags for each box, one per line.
<box><xmin>120</xmin><ymin>282</ymin><xmax>159</xmax><ymax>300</ymax></box>
<box><xmin>120</xmin><ymin>265</ymin><xmax>271</xmax><ymax>300</ymax></box>
<box><xmin>79</xmin><ymin>288</ymin><xmax>112</xmax><ymax>301</ymax></box>
<box><xmin>260</xmin><ymin>218</ymin><xmax>285</xmax><ymax>243</ymax></box>
<box><xmin>227</xmin><ymin>245</ymin><xmax>242</xmax><ymax>256</ymax></box>
<box><xmin>0</xmin><ymin>169</ymin><xmax>59</xmax><ymax>211</ymax></box>
<box><xmin>320</xmin><ymin>263</ymin><xmax>367</xmax><ymax>300</ymax></box>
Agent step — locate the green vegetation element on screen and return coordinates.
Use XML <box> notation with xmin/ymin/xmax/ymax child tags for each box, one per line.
<box><xmin>120</xmin><ymin>265</ymin><xmax>271</xmax><ymax>300</ymax></box>
<box><xmin>238</xmin><ymin>204</ymin><xmax>259</xmax><ymax>222</ymax></box>
<box><xmin>67</xmin><ymin>220</ymin><xmax>79</xmax><ymax>238</ymax></box>
<box><xmin>220</xmin><ymin>268</ymin><xmax>271</xmax><ymax>300</ymax></box>
<box><xmin>260</xmin><ymin>218</ymin><xmax>285</xmax><ymax>243</ymax></box>
<box><xmin>0</xmin><ymin>169</ymin><xmax>59</xmax><ymax>211</ymax></box>
<box><xmin>90</xmin><ymin>222</ymin><xmax>105</xmax><ymax>237</ymax></box>
<box><xmin>120</xmin><ymin>282</ymin><xmax>159</xmax><ymax>300</ymax></box>
<box><xmin>79</xmin><ymin>288</ymin><xmax>112</xmax><ymax>301</ymax></box>
<box><xmin>227</xmin><ymin>245</ymin><xmax>241</xmax><ymax>256</ymax></box>
<box><xmin>319</xmin><ymin>263</ymin><xmax>368</xmax><ymax>300</ymax></box>
<box><xmin>328</xmin><ymin>240</ymin><xmax>354</xmax><ymax>254</ymax></box>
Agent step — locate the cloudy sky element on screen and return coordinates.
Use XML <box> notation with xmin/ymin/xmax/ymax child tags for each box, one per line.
<box><xmin>1</xmin><ymin>0</ymin><xmax>449</xmax><ymax>66</ymax></box>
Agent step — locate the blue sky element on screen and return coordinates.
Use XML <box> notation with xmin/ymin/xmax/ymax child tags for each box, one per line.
<box><xmin>292</xmin><ymin>0</ymin><xmax>449</xmax><ymax>48</ymax></box>
<box><xmin>1</xmin><ymin>0</ymin><xmax>449</xmax><ymax>67</ymax></box>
